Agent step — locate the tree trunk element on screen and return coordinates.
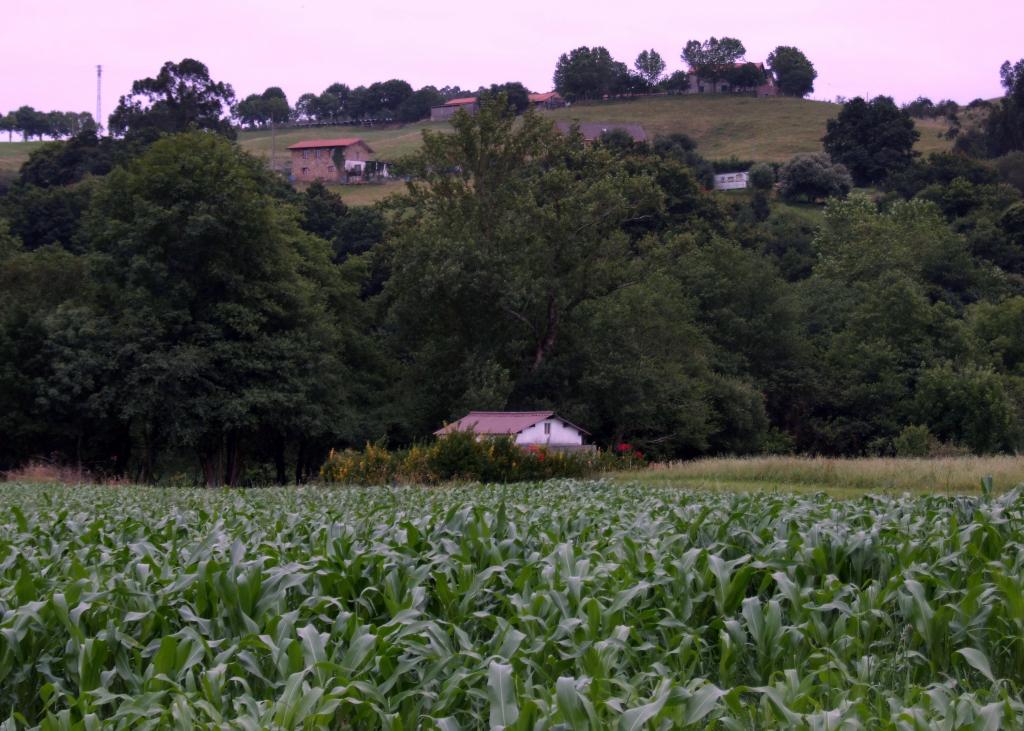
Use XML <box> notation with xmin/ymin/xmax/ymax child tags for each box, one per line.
<box><xmin>274</xmin><ymin>436</ymin><xmax>287</xmax><ymax>485</ymax></box>
<box><xmin>224</xmin><ymin>431</ymin><xmax>243</xmax><ymax>487</ymax></box>
<box><xmin>199</xmin><ymin>435</ymin><xmax>223</xmax><ymax>487</ymax></box>
<box><xmin>295</xmin><ymin>440</ymin><xmax>306</xmax><ymax>484</ymax></box>
<box><xmin>531</xmin><ymin>295</ymin><xmax>560</xmax><ymax>371</ymax></box>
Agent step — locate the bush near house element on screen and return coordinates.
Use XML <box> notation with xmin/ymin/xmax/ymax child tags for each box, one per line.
<box><xmin>320</xmin><ymin>432</ymin><xmax>644</xmax><ymax>485</ymax></box>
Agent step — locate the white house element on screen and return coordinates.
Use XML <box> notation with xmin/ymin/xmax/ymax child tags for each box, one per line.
<box><xmin>714</xmin><ymin>171</ymin><xmax>749</xmax><ymax>191</ymax></box>
<box><xmin>434</xmin><ymin>411</ymin><xmax>589</xmax><ymax>449</ymax></box>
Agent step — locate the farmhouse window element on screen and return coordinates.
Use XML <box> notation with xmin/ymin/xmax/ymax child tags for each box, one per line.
<box><xmin>544</xmin><ymin>422</ymin><xmax>551</xmax><ymax>435</ymax></box>
<box><xmin>301</xmin><ymin>167</ymin><xmax>309</xmax><ymax>176</ymax></box>
<box><xmin>302</xmin><ymin>149</ymin><xmax>310</xmax><ymax>159</ymax></box>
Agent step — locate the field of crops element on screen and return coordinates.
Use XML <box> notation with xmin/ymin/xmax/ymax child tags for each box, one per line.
<box><xmin>2</xmin><ymin>482</ymin><xmax>1023</xmax><ymax>729</ymax></box>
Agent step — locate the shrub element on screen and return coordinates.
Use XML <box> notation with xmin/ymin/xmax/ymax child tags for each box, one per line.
<box><xmin>894</xmin><ymin>425</ymin><xmax>933</xmax><ymax>457</ymax></box>
<box><xmin>320</xmin><ymin>434</ymin><xmax>647</xmax><ymax>485</ymax></box>
<box><xmin>748</xmin><ymin>162</ymin><xmax>775</xmax><ymax>191</ymax></box>
<box><xmin>778</xmin><ymin>153</ymin><xmax>853</xmax><ymax>202</ymax></box>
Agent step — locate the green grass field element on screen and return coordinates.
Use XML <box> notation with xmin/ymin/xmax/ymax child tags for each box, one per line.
<box><xmin>2</xmin><ymin>481</ymin><xmax>1022</xmax><ymax>727</ymax></box>
<box><xmin>616</xmin><ymin>455</ymin><xmax>1024</xmax><ymax>498</ymax></box>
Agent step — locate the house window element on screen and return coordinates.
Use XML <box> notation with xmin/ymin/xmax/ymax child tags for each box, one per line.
<box><xmin>327</xmin><ymin>165</ymin><xmax>336</xmax><ymax>173</ymax></box>
<box><xmin>302</xmin><ymin>149</ymin><xmax>310</xmax><ymax>159</ymax></box>
<box><xmin>544</xmin><ymin>422</ymin><xmax>551</xmax><ymax>435</ymax></box>
<box><xmin>301</xmin><ymin>167</ymin><xmax>309</xmax><ymax>176</ymax></box>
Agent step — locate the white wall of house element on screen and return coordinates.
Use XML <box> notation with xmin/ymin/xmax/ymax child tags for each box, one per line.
<box><xmin>714</xmin><ymin>172</ymin><xmax>749</xmax><ymax>190</ymax></box>
<box><xmin>514</xmin><ymin>419</ymin><xmax>584</xmax><ymax>446</ymax></box>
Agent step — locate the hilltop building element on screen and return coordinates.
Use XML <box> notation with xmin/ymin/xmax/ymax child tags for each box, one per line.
<box><xmin>435</xmin><ymin>411</ymin><xmax>590</xmax><ymax>450</ymax></box>
<box><xmin>430</xmin><ymin>97</ymin><xmax>480</xmax><ymax>122</ymax></box>
<box><xmin>287</xmin><ymin>138</ymin><xmax>376</xmax><ymax>184</ymax></box>
<box><xmin>683</xmin><ymin>62</ymin><xmax>778</xmax><ymax>97</ymax></box>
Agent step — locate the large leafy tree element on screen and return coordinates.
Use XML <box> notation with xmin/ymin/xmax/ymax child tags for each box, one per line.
<box><xmin>766</xmin><ymin>46</ymin><xmax>817</xmax><ymax>97</ymax></box>
<box><xmin>380</xmin><ymin>97</ymin><xmax>665</xmax><ymax>437</ymax></box>
<box><xmin>981</xmin><ymin>59</ymin><xmax>1024</xmax><ymax>156</ymax></box>
<box><xmin>823</xmin><ymin>96</ymin><xmax>919</xmax><ymax>186</ymax></box>
<box><xmin>634</xmin><ymin>49</ymin><xmax>666</xmax><ymax>89</ymax></box>
<box><xmin>53</xmin><ymin>133</ymin><xmax>363</xmax><ymax>484</ymax></box>
<box><xmin>553</xmin><ymin>46</ymin><xmax>629</xmax><ymax>100</ymax></box>
<box><xmin>107</xmin><ymin>58</ymin><xmax>236</xmax><ymax>140</ymax></box>
<box><xmin>681</xmin><ymin>37</ymin><xmax>746</xmax><ymax>87</ymax></box>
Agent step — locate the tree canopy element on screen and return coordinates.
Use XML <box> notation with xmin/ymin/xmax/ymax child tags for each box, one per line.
<box><xmin>767</xmin><ymin>46</ymin><xmax>817</xmax><ymax>97</ymax></box>
<box><xmin>681</xmin><ymin>37</ymin><xmax>746</xmax><ymax>84</ymax></box>
<box><xmin>823</xmin><ymin>96</ymin><xmax>919</xmax><ymax>186</ymax></box>
<box><xmin>553</xmin><ymin>46</ymin><xmax>629</xmax><ymax>100</ymax></box>
<box><xmin>107</xmin><ymin>58</ymin><xmax>237</xmax><ymax>140</ymax></box>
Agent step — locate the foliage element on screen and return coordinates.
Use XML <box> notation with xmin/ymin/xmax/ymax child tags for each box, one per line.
<box><xmin>553</xmin><ymin>46</ymin><xmax>629</xmax><ymax>100</ymax></box>
<box><xmin>382</xmin><ymin>97</ymin><xmax>661</xmax><ymax>439</ymax></box>
<box><xmin>893</xmin><ymin>424</ymin><xmax>934</xmax><ymax>457</ymax></box>
<box><xmin>634</xmin><ymin>50</ymin><xmax>666</xmax><ymax>89</ymax></box>
<box><xmin>320</xmin><ymin>433</ymin><xmax>631</xmax><ymax>484</ymax></box>
<box><xmin>4</xmin><ymin>483</ymin><xmax>1024</xmax><ymax>727</ymax></box>
<box><xmin>823</xmin><ymin>96</ymin><xmax>920</xmax><ymax>186</ymax></box>
<box><xmin>479</xmin><ymin>82</ymin><xmax>531</xmax><ymax>114</ymax></box>
<box><xmin>766</xmin><ymin>46</ymin><xmax>817</xmax><ymax>98</ymax></box>
<box><xmin>724</xmin><ymin>62</ymin><xmax>765</xmax><ymax>90</ymax></box>
<box><xmin>680</xmin><ymin>37</ymin><xmax>746</xmax><ymax>85</ymax></box>
<box><xmin>978</xmin><ymin>59</ymin><xmax>1024</xmax><ymax>157</ymax></box>
<box><xmin>234</xmin><ymin>87</ymin><xmax>290</xmax><ymax>128</ymax></box>
<box><xmin>995</xmin><ymin>150</ymin><xmax>1024</xmax><ymax>193</ymax></box>
<box><xmin>55</xmin><ymin>133</ymin><xmax>365</xmax><ymax>485</ymax></box>
<box><xmin>107</xmin><ymin>58</ymin><xmax>237</xmax><ymax>141</ymax></box>
<box><xmin>777</xmin><ymin>153</ymin><xmax>852</xmax><ymax>202</ymax></box>
<box><xmin>396</xmin><ymin>85</ymin><xmax>444</xmax><ymax>122</ymax></box>
<box><xmin>747</xmin><ymin>162</ymin><xmax>775</xmax><ymax>190</ymax></box>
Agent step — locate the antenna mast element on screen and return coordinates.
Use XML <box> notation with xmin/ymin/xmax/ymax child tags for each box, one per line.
<box><xmin>96</xmin><ymin>65</ymin><xmax>103</xmax><ymax>134</ymax></box>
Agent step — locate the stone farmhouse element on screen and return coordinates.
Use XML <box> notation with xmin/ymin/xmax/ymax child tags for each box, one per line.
<box><xmin>287</xmin><ymin>138</ymin><xmax>375</xmax><ymax>184</ymax></box>
<box><xmin>435</xmin><ymin>411</ymin><xmax>590</xmax><ymax>451</ymax></box>
<box><xmin>528</xmin><ymin>91</ymin><xmax>566</xmax><ymax>110</ymax></box>
<box><xmin>683</xmin><ymin>62</ymin><xmax>778</xmax><ymax>97</ymax></box>
<box><xmin>430</xmin><ymin>91</ymin><xmax>565</xmax><ymax>121</ymax></box>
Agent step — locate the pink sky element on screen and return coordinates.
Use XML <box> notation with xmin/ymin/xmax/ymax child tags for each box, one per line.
<box><xmin>2</xmin><ymin>0</ymin><xmax>1020</xmax><ymax>120</ymax></box>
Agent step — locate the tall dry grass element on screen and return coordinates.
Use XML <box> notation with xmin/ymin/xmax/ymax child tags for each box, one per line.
<box><xmin>632</xmin><ymin>455</ymin><xmax>1024</xmax><ymax>495</ymax></box>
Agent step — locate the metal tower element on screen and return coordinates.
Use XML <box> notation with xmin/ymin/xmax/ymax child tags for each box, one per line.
<box><xmin>96</xmin><ymin>65</ymin><xmax>102</xmax><ymax>133</ymax></box>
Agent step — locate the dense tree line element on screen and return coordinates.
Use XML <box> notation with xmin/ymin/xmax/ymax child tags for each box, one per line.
<box><xmin>553</xmin><ymin>40</ymin><xmax>816</xmax><ymax>100</ymax></box>
<box><xmin>0</xmin><ymin>107</ymin><xmax>96</xmax><ymax>142</ymax></box>
<box><xmin>2</xmin><ymin>60</ymin><xmax>1024</xmax><ymax>484</ymax></box>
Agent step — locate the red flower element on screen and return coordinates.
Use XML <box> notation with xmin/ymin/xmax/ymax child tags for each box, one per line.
<box><xmin>616</xmin><ymin>442</ymin><xmax>632</xmax><ymax>453</ymax></box>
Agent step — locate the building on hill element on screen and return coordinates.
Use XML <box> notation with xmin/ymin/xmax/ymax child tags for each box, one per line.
<box><xmin>435</xmin><ymin>411</ymin><xmax>590</xmax><ymax>450</ymax></box>
<box><xmin>554</xmin><ymin>121</ymin><xmax>648</xmax><ymax>144</ymax></box>
<box><xmin>683</xmin><ymin>62</ymin><xmax>778</xmax><ymax>97</ymax></box>
<box><xmin>528</xmin><ymin>91</ymin><xmax>566</xmax><ymax>110</ymax></box>
<box><xmin>430</xmin><ymin>97</ymin><xmax>480</xmax><ymax>122</ymax></box>
<box><xmin>287</xmin><ymin>138</ymin><xmax>376</xmax><ymax>184</ymax></box>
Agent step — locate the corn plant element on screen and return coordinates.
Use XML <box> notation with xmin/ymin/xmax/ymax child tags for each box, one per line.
<box><xmin>1</xmin><ymin>482</ymin><xmax>1023</xmax><ymax>728</ymax></box>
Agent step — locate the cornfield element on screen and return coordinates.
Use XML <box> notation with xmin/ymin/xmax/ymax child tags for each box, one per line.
<box><xmin>1</xmin><ymin>481</ymin><xmax>1023</xmax><ymax>729</ymax></box>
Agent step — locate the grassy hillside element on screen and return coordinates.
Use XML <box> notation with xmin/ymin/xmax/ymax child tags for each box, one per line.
<box><xmin>0</xmin><ymin>96</ymin><xmax>956</xmax><ymax>195</ymax></box>
<box><xmin>545</xmin><ymin>95</ymin><xmax>953</xmax><ymax>160</ymax></box>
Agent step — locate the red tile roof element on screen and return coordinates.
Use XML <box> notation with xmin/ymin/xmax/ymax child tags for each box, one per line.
<box><xmin>444</xmin><ymin>97</ymin><xmax>478</xmax><ymax>106</ymax></box>
<box><xmin>434</xmin><ymin>411</ymin><xmax>590</xmax><ymax>436</ymax></box>
<box><xmin>528</xmin><ymin>92</ymin><xmax>562</xmax><ymax>102</ymax></box>
<box><xmin>286</xmin><ymin>138</ymin><xmax>373</xmax><ymax>151</ymax></box>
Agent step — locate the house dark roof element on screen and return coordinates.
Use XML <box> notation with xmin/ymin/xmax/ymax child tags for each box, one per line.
<box><xmin>287</xmin><ymin>138</ymin><xmax>373</xmax><ymax>151</ymax></box>
<box><xmin>434</xmin><ymin>411</ymin><xmax>590</xmax><ymax>437</ymax></box>
<box><xmin>554</xmin><ymin>121</ymin><xmax>648</xmax><ymax>143</ymax></box>
<box><xmin>687</xmin><ymin>61</ymin><xmax>768</xmax><ymax>75</ymax></box>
